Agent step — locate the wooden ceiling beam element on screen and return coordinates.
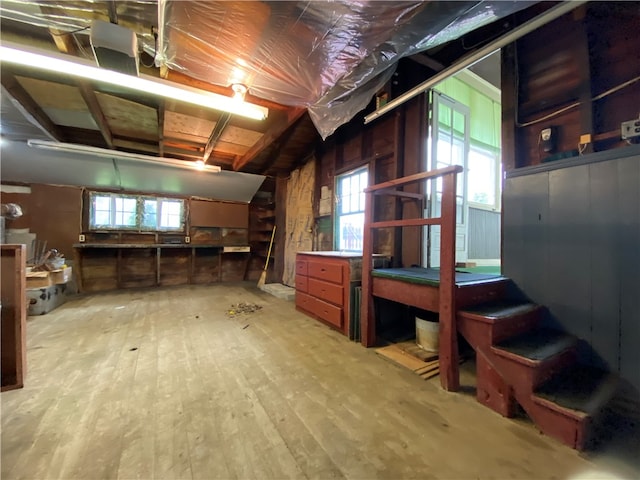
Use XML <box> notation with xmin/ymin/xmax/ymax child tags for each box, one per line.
<box><xmin>107</xmin><ymin>0</ymin><xmax>119</xmax><ymax>24</ymax></box>
<box><xmin>158</xmin><ymin>102</ymin><xmax>165</xmax><ymax>157</ymax></box>
<box><xmin>46</xmin><ymin>24</ymin><xmax>116</xmax><ymax>149</ymax></box>
<box><xmin>407</xmin><ymin>52</ymin><xmax>445</xmax><ymax>72</ymax></box>
<box><xmin>166</xmin><ymin>70</ymin><xmax>291</xmax><ymax>112</ymax></box>
<box><xmin>0</xmin><ymin>72</ymin><xmax>64</xmax><ymax>141</ymax></box>
<box><xmin>112</xmin><ymin>138</ymin><xmax>203</xmax><ymax>161</ymax></box>
<box><xmin>203</xmin><ymin>113</ymin><xmax>231</xmax><ymax>163</ymax></box>
<box><xmin>232</xmin><ymin>108</ymin><xmax>306</xmax><ymax>171</ymax></box>
<box><xmin>162</xmin><ymin>137</ymin><xmax>205</xmax><ymax>151</ymax></box>
<box><xmin>77</xmin><ymin>83</ymin><xmax>114</xmax><ymax>148</ymax></box>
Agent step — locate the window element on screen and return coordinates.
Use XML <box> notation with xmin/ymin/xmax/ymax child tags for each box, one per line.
<box><xmin>90</xmin><ymin>192</ymin><xmax>185</xmax><ymax>231</ymax></box>
<box><xmin>335</xmin><ymin>167</ymin><xmax>368</xmax><ymax>251</ymax></box>
<box><xmin>468</xmin><ymin>145</ymin><xmax>500</xmax><ymax>210</ymax></box>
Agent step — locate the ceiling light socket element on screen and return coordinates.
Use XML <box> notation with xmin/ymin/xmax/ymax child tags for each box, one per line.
<box><xmin>232</xmin><ymin>83</ymin><xmax>248</xmax><ymax>102</ymax></box>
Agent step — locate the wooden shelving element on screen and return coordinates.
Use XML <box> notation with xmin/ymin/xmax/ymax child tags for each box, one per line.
<box><xmin>73</xmin><ymin>243</ymin><xmax>248</xmax><ymax>292</ymax></box>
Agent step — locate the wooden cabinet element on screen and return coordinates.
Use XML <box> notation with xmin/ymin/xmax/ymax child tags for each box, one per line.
<box><xmin>73</xmin><ymin>244</ymin><xmax>249</xmax><ymax>292</ymax></box>
<box><xmin>1</xmin><ymin>245</ymin><xmax>27</xmax><ymax>391</ymax></box>
<box><xmin>295</xmin><ymin>252</ymin><xmax>388</xmax><ymax>336</ymax></box>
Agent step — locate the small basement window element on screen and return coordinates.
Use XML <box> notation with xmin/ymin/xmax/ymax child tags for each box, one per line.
<box><xmin>89</xmin><ymin>192</ymin><xmax>185</xmax><ymax>232</ymax></box>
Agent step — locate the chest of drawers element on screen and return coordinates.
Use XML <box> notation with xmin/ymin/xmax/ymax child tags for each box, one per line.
<box><xmin>295</xmin><ymin>252</ymin><xmax>387</xmax><ymax>336</ymax></box>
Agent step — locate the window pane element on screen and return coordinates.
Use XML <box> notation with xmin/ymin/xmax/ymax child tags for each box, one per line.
<box><xmin>339</xmin><ymin>177</ymin><xmax>349</xmax><ymax>214</ymax></box>
<box><xmin>142</xmin><ymin>199</ymin><xmax>158</xmax><ymax>228</ymax></box>
<box><xmin>468</xmin><ymin>148</ymin><xmax>496</xmax><ymax>206</ymax></box>
<box><xmin>338</xmin><ymin>213</ymin><xmax>364</xmax><ymax>251</ymax></box>
<box><xmin>336</xmin><ymin>168</ymin><xmax>367</xmax><ymax>251</ymax></box>
<box><xmin>94</xmin><ymin>211</ymin><xmax>111</xmax><ymax>226</ymax></box>
<box><xmin>95</xmin><ymin>195</ymin><xmax>110</xmax><ymax>211</ymax></box>
<box><xmin>92</xmin><ymin>195</ymin><xmax>112</xmax><ymax>226</ymax></box>
<box><xmin>159</xmin><ymin>200</ymin><xmax>182</xmax><ymax>229</ymax></box>
<box><xmin>114</xmin><ymin>197</ymin><xmax>136</xmax><ymax>226</ymax></box>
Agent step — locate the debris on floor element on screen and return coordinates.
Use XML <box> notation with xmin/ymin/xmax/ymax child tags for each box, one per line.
<box><xmin>227</xmin><ymin>302</ymin><xmax>262</xmax><ymax>317</ymax></box>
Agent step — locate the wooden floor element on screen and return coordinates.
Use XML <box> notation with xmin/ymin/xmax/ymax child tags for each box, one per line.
<box><xmin>1</xmin><ymin>283</ymin><xmax>636</xmax><ymax>479</ymax></box>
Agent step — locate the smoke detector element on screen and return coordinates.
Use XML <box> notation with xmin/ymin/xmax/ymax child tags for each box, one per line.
<box><xmin>90</xmin><ymin>20</ymin><xmax>139</xmax><ymax>76</ymax></box>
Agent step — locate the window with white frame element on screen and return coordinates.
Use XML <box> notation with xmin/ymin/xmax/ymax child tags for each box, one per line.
<box><xmin>335</xmin><ymin>167</ymin><xmax>368</xmax><ymax>251</ymax></box>
<box><xmin>90</xmin><ymin>192</ymin><xmax>185</xmax><ymax>231</ymax></box>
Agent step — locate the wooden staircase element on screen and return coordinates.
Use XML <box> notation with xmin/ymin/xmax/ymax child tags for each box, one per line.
<box><xmin>457</xmin><ymin>300</ymin><xmax>618</xmax><ymax>450</ymax></box>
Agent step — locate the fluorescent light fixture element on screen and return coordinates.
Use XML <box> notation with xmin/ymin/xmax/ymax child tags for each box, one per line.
<box><xmin>0</xmin><ymin>42</ymin><xmax>268</xmax><ymax>121</ymax></box>
<box><xmin>27</xmin><ymin>139</ymin><xmax>222</xmax><ymax>173</ymax></box>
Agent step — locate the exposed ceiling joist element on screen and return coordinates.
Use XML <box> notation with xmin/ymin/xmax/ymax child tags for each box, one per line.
<box><xmin>0</xmin><ymin>72</ymin><xmax>63</xmax><ymax>141</ymax></box>
<box><xmin>112</xmin><ymin>138</ymin><xmax>203</xmax><ymax>160</ymax></box>
<box><xmin>203</xmin><ymin>113</ymin><xmax>231</xmax><ymax>163</ymax></box>
<box><xmin>157</xmin><ymin>103</ymin><xmax>165</xmax><ymax>157</ymax></box>
<box><xmin>233</xmin><ymin>107</ymin><xmax>306</xmax><ymax>171</ymax></box>
<box><xmin>408</xmin><ymin>53</ymin><xmax>445</xmax><ymax>72</ymax></box>
<box><xmin>45</xmin><ymin>23</ymin><xmax>115</xmax><ymax>149</ymax></box>
<box><xmin>106</xmin><ymin>0</ymin><xmax>118</xmax><ymax>24</ymax></box>
<box><xmin>78</xmin><ymin>83</ymin><xmax>114</xmax><ymax>148</ymax></box>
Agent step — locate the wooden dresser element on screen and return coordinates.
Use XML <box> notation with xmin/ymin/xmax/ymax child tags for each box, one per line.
<box><xmin>295</xmin><ymin>251</ymin><xmax>387</xmax><ymax>337</ymax></box>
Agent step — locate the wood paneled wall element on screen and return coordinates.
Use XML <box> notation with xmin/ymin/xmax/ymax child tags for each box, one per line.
<box><xmin>502</xmin><ymin>2</ymin><xmax>640</xmax><ymax>170</ymax></box>
<box><xmin>1</xmin><ymin>182</ymin><xmax>256</xmax><ymax>291</ymax></box>
<box><xmin>501</xmin><ymin>1</ymin><xmax>640</xmax><ymax>393</ymax></box>
<box><xmin>314</xmin><ymin>96</ymin><xmax>426</xmax><ymax>266</ymax></box>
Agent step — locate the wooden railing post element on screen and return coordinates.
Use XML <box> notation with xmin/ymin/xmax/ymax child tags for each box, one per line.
<box><xmin>360</xmin><ymin>165</ymin><xmax>462</xmax><ymax>373</ymax></box>
<box><xmin>439</xmin><ymin>172</ymin><xmax>459</xmax><ymax>391</ymax></box>
<box><xmin>361</xmin><ymin>189</ymin><xmax>375</xmax><ymax>346</ymax></box>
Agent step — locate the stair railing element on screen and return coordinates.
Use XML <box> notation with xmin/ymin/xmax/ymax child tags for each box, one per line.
<box><xmin>361</xmin><ymin>165</ymin><xmax>463</xmax><ymax>392</ymax></box>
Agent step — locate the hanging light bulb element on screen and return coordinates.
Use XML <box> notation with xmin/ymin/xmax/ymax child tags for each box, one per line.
<box><xmin>232</xmin><ymin>83</ymin><xmax>248</xmax><ymax>102</ymax></box>
<box><xmin>195</xmin><ymin>159</ymin><xmax>206</xmax><ymax>170</ymax></box>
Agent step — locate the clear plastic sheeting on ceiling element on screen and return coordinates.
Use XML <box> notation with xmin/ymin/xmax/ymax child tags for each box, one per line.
<box><xmin>1</xmin><ymin>1</ymin><xmax>534</xmax><ymax>139</ymax></box>
<box><xmin>0</xmin><ymin>0</ymin><xmax>158</xmax><ymax>50</ymax></box>
<box><xmin>161</xmin><ymin>1</ymin><xmax>534</xmax><ymax>138</ymax></box>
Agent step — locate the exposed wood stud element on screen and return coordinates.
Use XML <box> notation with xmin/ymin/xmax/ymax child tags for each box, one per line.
<box><xmin>158</xmin><ymin>103</ymin><xmax>165</xmax><ymax>157</ymax></box>
<box><xmin>78</xmin><ymin>83</ymin><xmax>114</xmax><ymax>148</ymax></box>
<box><xmin>408</xmin><ymin>53</ymin><xmax>445</xmax><ymax>72</ymax></box>
<box><xmin>203</xmin><ymin>113</ymin><xmax>231</xmax><ymax>163</ymax></box>
<box><xmin>0</xmin><ymin>72</ymin><xmax>64</xmax><ymax>141</ymax></box>
<box><xmin>107</xmin><ymin>0</ymin><xmax>119</xmax><ymax>24</ymax></box>
<box><xmin>233</xmin><ymin>108</ymin><xmax>306</xmax><ymax>171</ymax></box>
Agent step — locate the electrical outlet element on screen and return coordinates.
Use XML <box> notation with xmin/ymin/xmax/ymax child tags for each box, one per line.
<box><xmin>185</xmin><ymin>236</ymin><xmax>190</xmax><ymax>244</ymax></box>
<box><xmin>79</xmin><ymin>234</ymin><xmax>86</xmax><ymax>242</ymax></box>
<box><xmin>621</xmin><ymin>118</ymin><xmax>640</xmax><ymax>140</ymax></box>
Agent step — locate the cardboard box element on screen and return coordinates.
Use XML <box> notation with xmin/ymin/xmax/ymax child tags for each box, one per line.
<box><xmin>26</xmin><ymin>271</ymin><xmax>51</xmax><ymax>289</ymax></box>
<box><xmin>50</xmin><ymin>267</ymin><xmax>72</xmax><ymax>284</ymax></box>
<box><xmin>25</xmin><ymin>267</ymin><xmax>72</xmax><ymax>289</ymax></box>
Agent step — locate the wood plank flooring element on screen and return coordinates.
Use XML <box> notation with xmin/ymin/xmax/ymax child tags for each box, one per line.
<box><xmin>1</xmin><ymin>283</ymin><xmax>635</xmax><ymax>479</ymax></box>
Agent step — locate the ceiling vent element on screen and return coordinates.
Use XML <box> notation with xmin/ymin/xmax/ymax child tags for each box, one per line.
<box><xmin>90</xmin><ymin>20</ymin><xmax>139</xmax><ymax>76</ymax></box>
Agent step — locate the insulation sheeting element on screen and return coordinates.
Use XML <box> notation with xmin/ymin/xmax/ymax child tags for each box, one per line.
<box><xmin>0</xmin><ymin>1</ymin><xmax>534</xmax><ymax>138</ymax></box>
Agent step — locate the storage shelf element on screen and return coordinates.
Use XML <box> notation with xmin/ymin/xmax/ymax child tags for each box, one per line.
<box><xmin>74</xmin><ymin>243</ymin><xmax>221</xmax><ymax>249</ymax></box>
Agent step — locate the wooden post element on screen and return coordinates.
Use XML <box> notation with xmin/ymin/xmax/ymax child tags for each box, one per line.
<box><xmin>1</xmin><ymin>245</ymin><xmax>27</xmax><ymax>391</ymax></box>
<box><xmin>360</xmin><ymin>188</ymin><xmax>375</xmax><ymax>347</ymax></box>
<box><xmin>438</xmin><ymin>173</ymin><xmax>459</xmax><ymax>392</ymax></box>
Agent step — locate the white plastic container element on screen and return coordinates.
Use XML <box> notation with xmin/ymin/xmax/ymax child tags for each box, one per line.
<box><xmin>416</xmin><ymin>317</ymin><xmax>439</xmax><ymax>352</ymax></box>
